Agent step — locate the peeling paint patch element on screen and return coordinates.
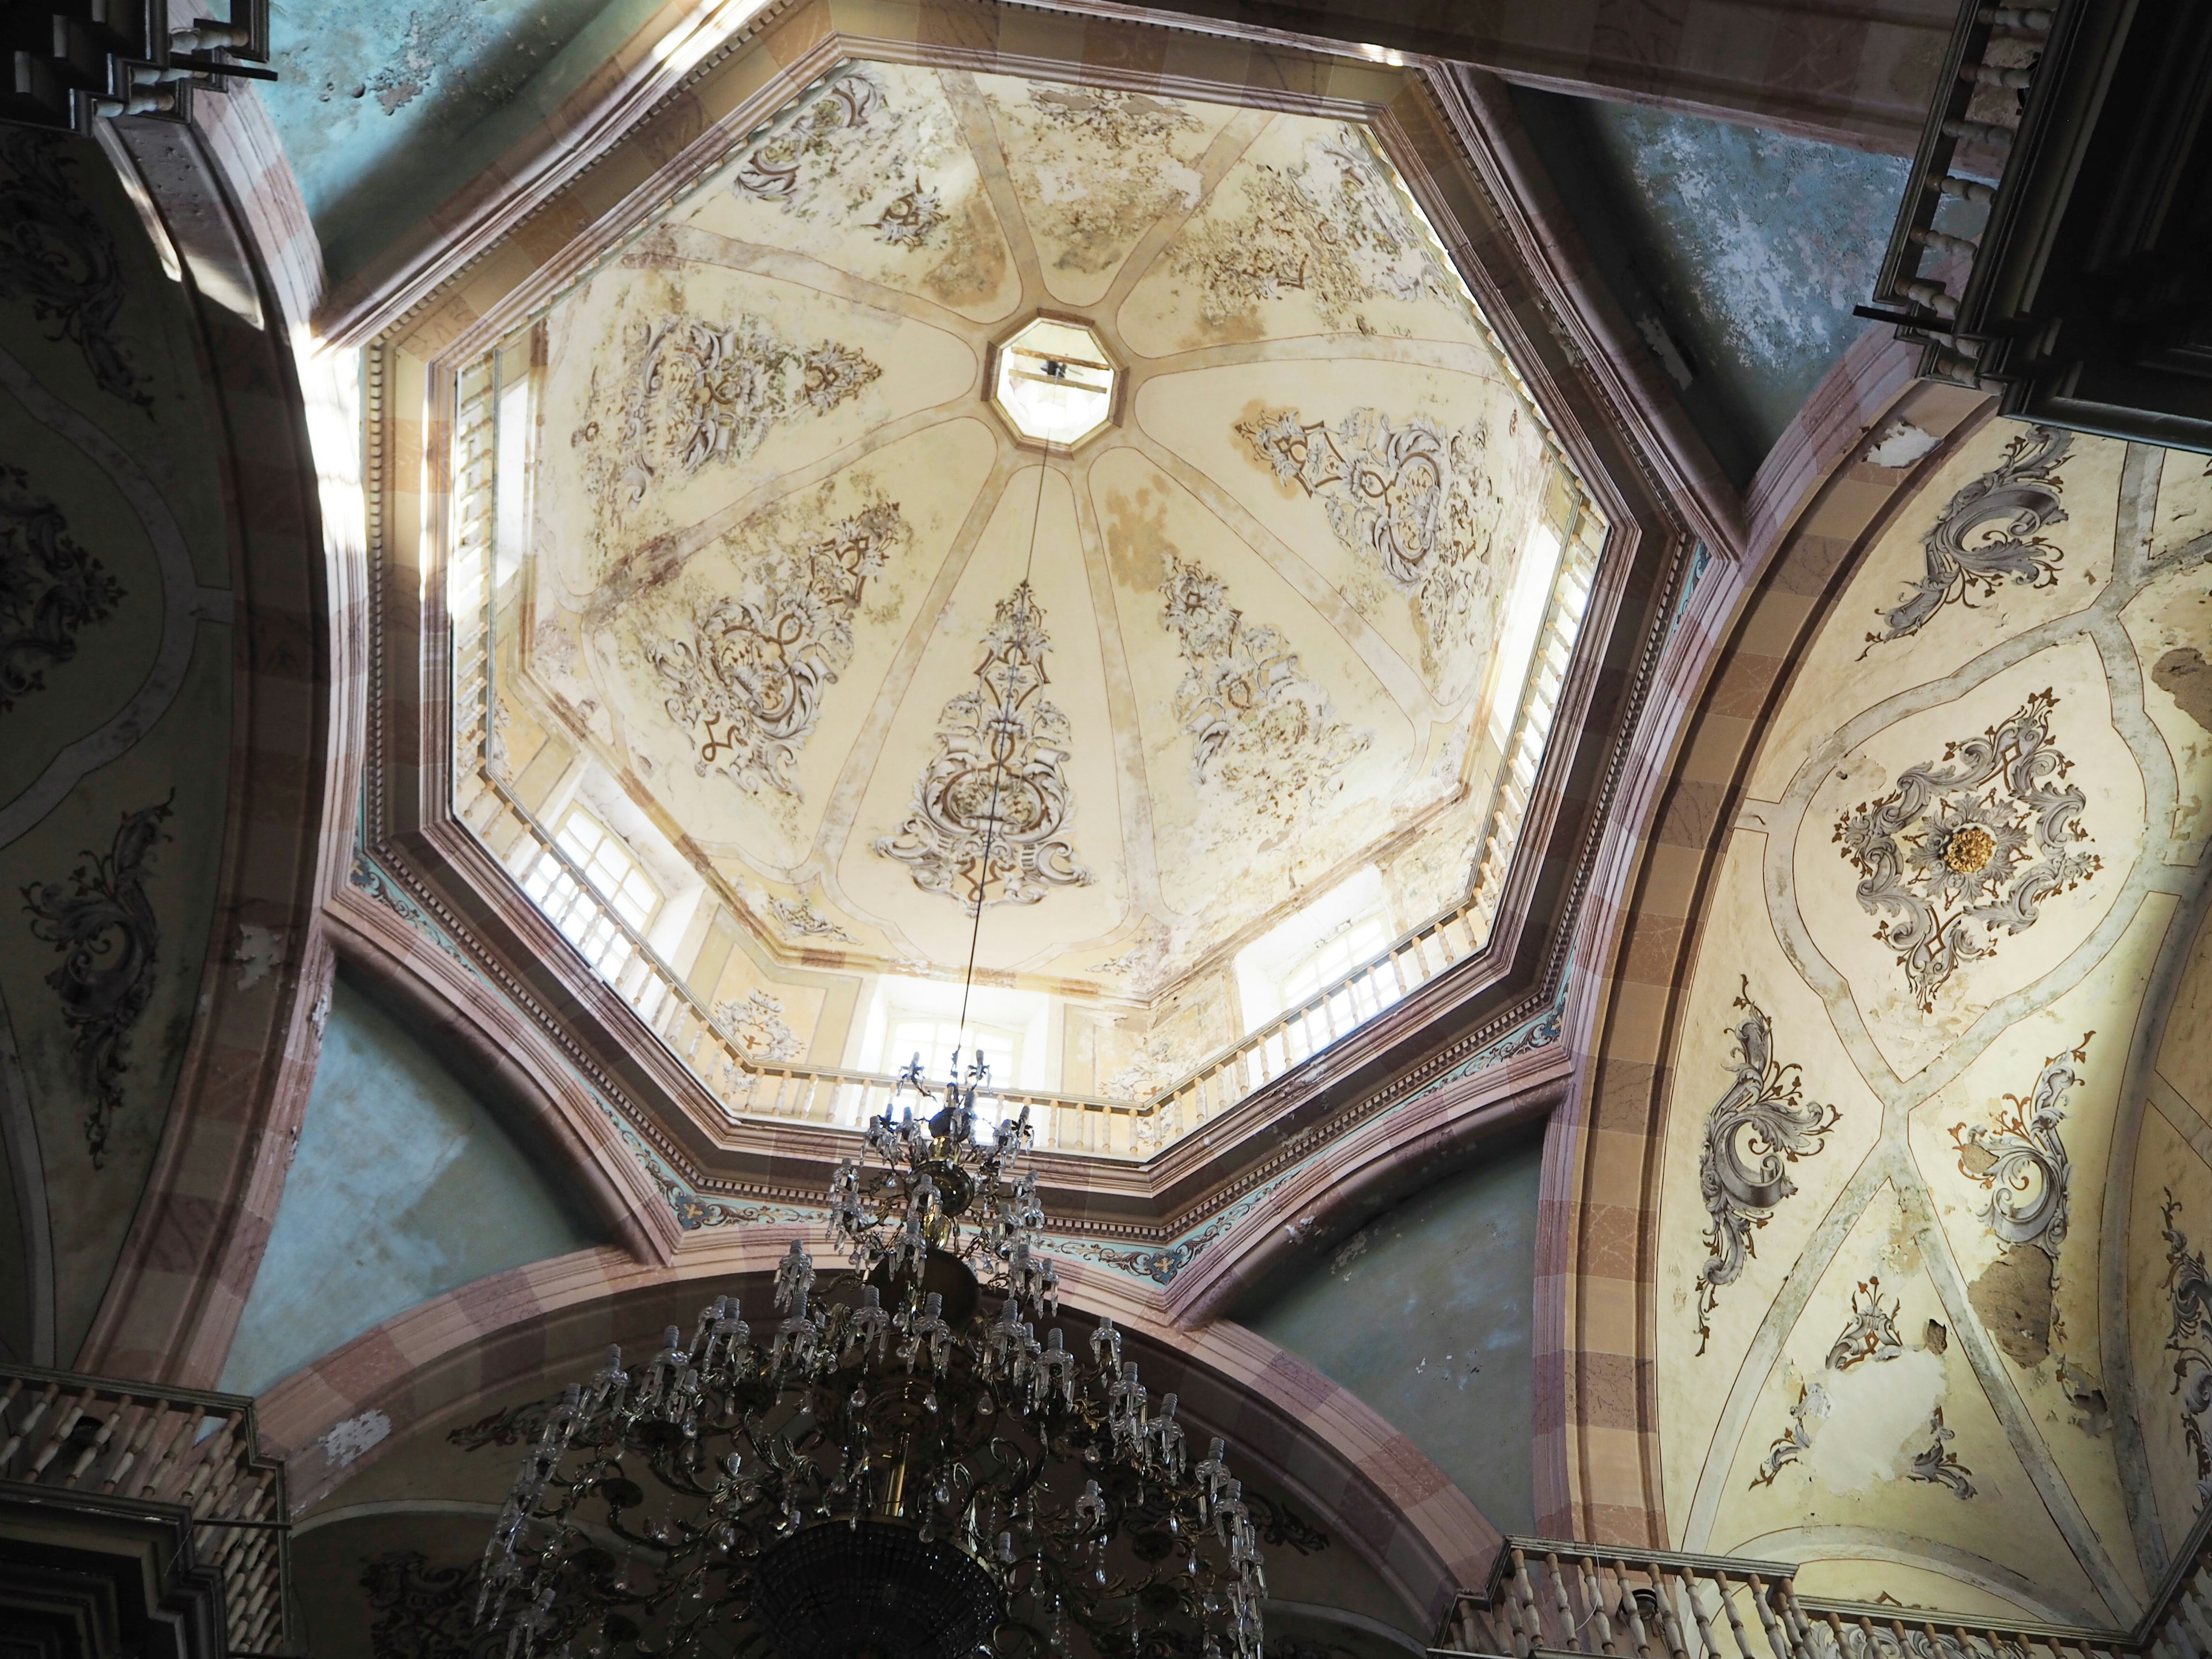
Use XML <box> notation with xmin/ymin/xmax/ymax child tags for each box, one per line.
<box><xmin>1864</xmin><ymin>421</ymin><xmax>1940</xmax><ymax>469</ymax></box>
<box><xmin>1811</xmin><ymin>1344</ymin><xmax>1945</xmax><ymax>1493</ymax></box>
<box><xmin>1579</xmin><ymin>102</ymin><xmax>1908</xmax><ymax>453</ymax></box>
<box><xmin>233</xmin><ymin>922</ymin><xmax>282</xmax><ymax>990</ymax></box>
<box><xmin>321</xmin><ymin>1408</ymin><xmax>392</xmax><ymax>1468</ymax></box>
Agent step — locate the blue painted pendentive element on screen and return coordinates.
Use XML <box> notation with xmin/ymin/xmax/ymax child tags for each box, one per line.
<box><xmin>1238</xmin><ymin>1138</ymin><xmax>1543</xmax><ymax>1535</ymax></box>
<box><xmin>1517</xmin><ymin>90</ymin><xmax>1907</xmax><ymax>483</ymax></box>
<box><xmin>220</xmin><ymin>976</ymin><xmax>601</xmax><ymax>1396</ymax></box>
<box><xmin>258</xmin><ymin>0</ymin><xmax>665</xmax><ymax>285</ymax></box>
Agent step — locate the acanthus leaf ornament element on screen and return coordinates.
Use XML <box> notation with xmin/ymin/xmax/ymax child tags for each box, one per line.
<box><xmin>647</xmin><ymin>502</ymin><xmax>906</xmax><ymax>797</ymax></box>
<box><xmin>874</xmin><ymin>581</ymin><xmax>1092</xmax><ymax>911</ymax></box>
<box><xmin>1694</xmin><ymin>980</ymin><xmax>1840</xmax><ymax>1354</ymax></box>
<box><xmin>1237</xmin><ymin>405</ymin><xmax>1511</xmax><ymax>669</ymax></box>
<box><xmin>1866</xmin><ymin>425</ymin><xmax>2070</xmax><ymax>650</ymax></box>
<box><xmin>2160</xmin><ymin>1191</ymin><xmax>2212</xmax><ymax>1490</ymax></box>
<box><xmin>1950</xmin><ymin>1033</ymin><xmax>2088</xmax><ymax>1256</ymax></box>
<box><xmin>1834</xmin><ymin>690</ymin><xmax>2101</xmax><ymax>1010</ymax></box>
<box><xmin>1160</xmin><ymin>552</ymin><xmax>1368</xmax><ymax>828</ymax></box>
<box><xmin>0</xmin><ymin>460</ymin><xmax>122</xmax><ymax>711</ymax></box>
<box><xmin>21</xmin><ymin>791</ymin><xmax>172</xmax><ymax>1165</ymax></box>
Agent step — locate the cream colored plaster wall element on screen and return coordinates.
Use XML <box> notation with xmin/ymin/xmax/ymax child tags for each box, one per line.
<box><xmin>1654</xmin><ymin>419</ymin><xmax>2212</xmax><ymax>1622</ymax></box>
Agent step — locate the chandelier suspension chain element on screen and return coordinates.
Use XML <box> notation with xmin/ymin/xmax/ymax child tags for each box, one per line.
<box><xmin>953</xmin><ymin>448</ymin><xmax>1054</xmax><ymax>1059</ymax></box>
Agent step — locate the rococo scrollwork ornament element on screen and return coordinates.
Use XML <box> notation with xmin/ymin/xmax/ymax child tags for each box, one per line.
<box><xmin>875</xmin><ymin>581</ymin><xmax>1092</xmax><ymax>911</ymax></box>
<box><xmin>649</xmin><ymin>502</ymin><xmax>907</xmax><ymax>798</ymax></box>
<box><xmin>1833</xmin><ymin>689</ymin><xmax>2101</xmax><ymax>1011</ymax></box>
<box><xmin>1694</xmin><ymin>980</ymin><xmax>1840</xmax><ymax>1354</ymax></box>
<box><xmin>1866</xmin><ymin>425</ymin><xmax>2070</xmax><ymax>650</ymax></box>
<box><xmin>478</xmin><ymin>1061</ymin><xmax>1267</xmax><ymax>1659</ymax></box>
<box><xmin>2160</xmin><ymin>1190</ymin><xmax>2212</xmax><ymax>1490</ymax></box>
<box><xmin>21</xmin><ymin>792</ymin><xmax>172</xmax><ymax>1165</ymax></box>
<box><xmin>1950</xmin><ymin>1033</ymin><xmax>2088</xmax><ymax>1257</ymax></box>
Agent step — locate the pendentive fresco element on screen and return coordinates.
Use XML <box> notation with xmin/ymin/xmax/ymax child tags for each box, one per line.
<box><xmin>1657</xmin><ymin>418</ymin><xmax>2212</xmax><ymax>1612</ymax></box>
<box><xmin>0</xmin><ymin>460</ymin><xmax>120</xmax><ymax>710</ymax></box>
<box><xmin>21</xmin><ymin>794</ymin><xmax>172</xmax><ymax>1165</ymax></box>
<box><xmin>0</xmin><ymin>131</ymin><xmax>151</xmax><ymax>407</ymax></box>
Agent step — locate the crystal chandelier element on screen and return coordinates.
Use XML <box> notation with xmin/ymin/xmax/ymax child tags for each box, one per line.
<box><xmin>476</xmin><ymin>1056</ymin><xmax>1270</xmax><ymax>1659</ymax></box>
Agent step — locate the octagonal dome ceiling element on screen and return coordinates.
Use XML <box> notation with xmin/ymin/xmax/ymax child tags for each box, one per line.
<box><xmin>494</xmin><ymin>59</ymin><xmax>1600</xmax><ymax>1007</ymax></box>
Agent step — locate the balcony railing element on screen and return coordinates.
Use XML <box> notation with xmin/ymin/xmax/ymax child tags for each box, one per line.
<box><xmin>460</xmin><ymin>768</ymin><xmax>1515</xmax><ymax>1158</ymax></box>
<box><xmin>0</xmin><ymin>1362</ymin><xmax>292</xmax><ymax>1655</ymax></box>
<box><xmin>1862</xmin><ymin>1</ymin><xmax>2059</xmax><ymax>387</ymax></box>
<box><xmin>1438</xmin><ymin>1532</ymin><xmax>2211</xmax><ymax>1659</ymax></box>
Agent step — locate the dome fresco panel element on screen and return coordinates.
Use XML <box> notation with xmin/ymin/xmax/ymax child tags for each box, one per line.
<box><xmin>480</xmin><ymin>59</ymin><xmax>1598</xmax><ymax>1100</ymax></box>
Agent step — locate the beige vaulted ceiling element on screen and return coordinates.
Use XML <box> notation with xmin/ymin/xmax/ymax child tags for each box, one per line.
<box><xmin>495</xmin><ymin>59</ymin><xmax>1595</xmax><ymax>1007</ymax></box>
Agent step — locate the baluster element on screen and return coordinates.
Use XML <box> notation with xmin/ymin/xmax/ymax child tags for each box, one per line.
<box><xmin>1506</xmin><ymin>1549</ymin><xmax>1541</xmax><ymax>1658</ymax></box>
<box><xmin>1544</xmin><ymin>1551</ymin><xmax>1577</xmax><ymax>1652</ymax></box>
<box><xmin>1645</xmin><ymin>1563</ymin><xmax>1688</xmax><ymax>1659</ymax></box>
<box><xmin>1710</xmin><ymin>1571</ymin><xmax>1758</xmax><ymax>1659</ymax></box>
<box><xmin>29</xmin><ymin>1396</ymin><xmax>88</xmax><ymax>1478</ymax></box>
<box><xmin>1822</xmin><ymin>1613</ymin><xmax>1852</xmax><ymax>1659</ymax></box>
<box><xmin>1612</xmin><ymin>1560</ymin><xmax>1654</xmax><ymax>1659</ymax></box>
<box><xmin>1578</xmin><ymin>1556</ymin><xmax>1618</xmax><ymax>1656</ymax></box>
<box><xmin>1744</xmin><ymin>1574</ymin><xmax>1790</xmax><ymax>1659</ymax></box>
<box><xmin>1673</xmin><ymin>1569</ymin><xmax>1718</xmax><ymax>1659</ymax></box>
<box><xmin>1774</xmin><ymin>1584</ymin><xmax>1820</xmax><ymax>1659</ymax></box>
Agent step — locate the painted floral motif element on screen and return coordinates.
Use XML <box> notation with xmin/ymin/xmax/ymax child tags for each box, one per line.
<box><xmin>444</xmin><ymin>1399</ymin><xmax>551</xmax><ymax>1452</ymax></box>
<box><xmin>570</xmin><ymin>311</ymin><xmax>878</xmax><ymax>516</ymax></box>
<box><xmin>1006</xmin><ymin>85</ymin><xmax>1202</xmax><ymax>276</ymax></box>
<box><xmin>1170</xmin><ymin>127</ymin><xmax>1463</xmax><ymax>327</ymax></box>
<box><xmin>1951</xmin><ymin>1033</ymin><xmax>2086</xmax><ymax>1256</ymax></box>
<box><xmin>874</xmin><ymin>581</ymin><xmax>1092</xmax><ymax>910</ymax></box>
<box><xmin>646</xmin><ymin>502</ymin><xmax>906</xmax><ymax>796</ymax></box>
<box><xmin>1834</xmin><ymin>690</ymin><xmax>2101</xmax><ymax>1010</ymax></box>
<box><xmin>2161</xmin><ymin>1191</ymin><xmax>2212</xmax><ymax>1490</ymax></box>
<box><xmin>1906</xmin><ymin>1406</ymin><xmax>1975</xmax><ymax>1498</ymax></box>
<box><xmin>1826</xmin><ymin>1276</ymin><xmax>1905</xmax><ymax>1371</ymax></box>
<box><xmin>1238</xmin><ymin>406</ymin><xmax>1512</xmax><ymax>661</ymax></box>
<box><xmin>767</xmin><ymin>894</ymin><xmax>854</xmax><ymax>943</ymax></box>
<box><xmin>21</xmin><ymin>793</ymin><xmax>172</xmax><ymax>1165</ymax></box>
<box><xmin>1694</xmin><ymin>980</ymin><xmax>1840</xmax><ymax>1353</ymax></box>
<box><xmin>1749</xmin><ymin>1381</ymin><xmax>1825</xmax><ymax>1488</ymax></box>
<box><xmin>715</xmin><ymin>987</ymin><xmax>802</xmax><ymax>1061</ymax></box>
<box><xmin>1160</xmin><ymin>552</ymin><xmax>1369</xmax><ymax>830</ymax></box>
<box><xmin>728</xmin><ymin>69</ymin><xmax>968</xmax><ymax>256</ymax></box>
<box><xmin>1867</xmin><ymin>425</ymin><xmax>2069</xmax><ymax>650</ymax></box>
<box><xmin>0</xmin><ymin>131</ymin><xmax>151</xmax><ymax>407</ymax></box>
<box><xmin>0</xmin><ymin>461</ymin><xmax>120</xmax><ymax>711</ymax></box>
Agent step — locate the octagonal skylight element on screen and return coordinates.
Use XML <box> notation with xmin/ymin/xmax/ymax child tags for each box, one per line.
<box><xmin>991</xmin><ymin>317</ymin><xmax>1117</xmax><ymax>448</ymax></box>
